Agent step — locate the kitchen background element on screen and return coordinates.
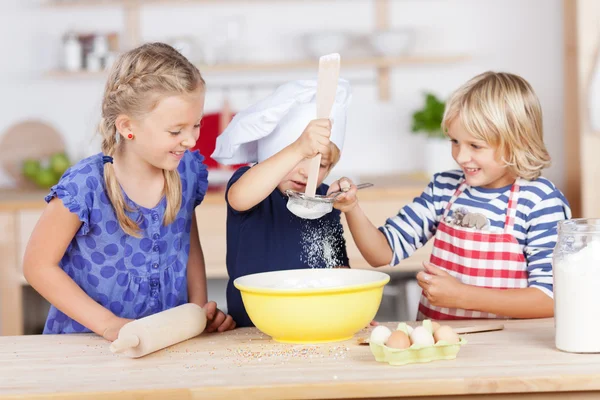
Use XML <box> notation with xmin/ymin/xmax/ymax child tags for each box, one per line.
<box><xmin>0</xmin><ymin>0</ymin><xmax>569</xmax><ymax>334</ymax></box>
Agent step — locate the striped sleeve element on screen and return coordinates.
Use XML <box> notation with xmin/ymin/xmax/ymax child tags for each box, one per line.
<box><xmin>524</xmin><ymin>189</ymin><xmax>571</xmax><ymax>298</ymax></box>
<box><xmin>378</xmin><ymin>176</ymin><xmax>444</xmax><ymax>266</ymax></box>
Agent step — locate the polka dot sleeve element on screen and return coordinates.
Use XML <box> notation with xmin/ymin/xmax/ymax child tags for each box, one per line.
<box><xmin>44</xmin><ymin>163</ymin><xmax>98</xmax><ymax>236</ymax></box>
<box><xmin>188</xmin><ymin>150</ymin><xmax>209</xmax><ymax>208</ymax></box>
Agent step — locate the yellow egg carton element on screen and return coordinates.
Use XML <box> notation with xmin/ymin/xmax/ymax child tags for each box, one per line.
<box><xmin>369</xmin><ymin>320</ymin><xmax>467</xmax><ymax>366</ymax></box>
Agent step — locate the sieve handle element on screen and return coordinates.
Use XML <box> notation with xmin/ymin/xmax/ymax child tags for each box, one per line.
<box><xmin>329</xmin><ymin>182</ymin><xmax>374</xmax><ymax>199</ymax></box>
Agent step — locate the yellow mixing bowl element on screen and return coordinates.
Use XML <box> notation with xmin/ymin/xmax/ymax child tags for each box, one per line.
<box><xmin>233</xmin><ymin>268</ymin><xmax>390</xmax><ymax>344</ymax></box>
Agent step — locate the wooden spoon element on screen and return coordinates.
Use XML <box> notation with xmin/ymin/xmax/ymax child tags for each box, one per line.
<box><xmin>304</xmin><ymin>53</ymin><xmax>340</xmax><ymax>198</ymax></box>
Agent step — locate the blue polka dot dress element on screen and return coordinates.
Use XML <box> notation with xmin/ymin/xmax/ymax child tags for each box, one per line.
<box><xmin>42</xmin><ymin>151</ymin><xmax>208</xmax><ymax>334</ymax></box>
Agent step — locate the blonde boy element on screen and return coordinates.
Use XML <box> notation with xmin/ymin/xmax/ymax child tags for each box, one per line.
<box><xmin>332</xmin><ymin>71</ymin><xmax>571</xmax><ymax>320</ymax></box>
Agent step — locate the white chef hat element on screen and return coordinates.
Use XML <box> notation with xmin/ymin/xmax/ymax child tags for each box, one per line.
<box><xmin>211</xmin><ymin>78</ymin><xmax>352</xmax><ymax>165</ymax></box>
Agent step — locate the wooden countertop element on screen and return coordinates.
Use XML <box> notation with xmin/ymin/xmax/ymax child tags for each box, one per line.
<box><xmin>0</xmin><ymin>172</ymin><xmax>429</xmax><ymax>211</ymax></box>
<box><xmin>1</xmin><ymin>318</ymin><xmax>600</xmax><ymax>399</ymax></box>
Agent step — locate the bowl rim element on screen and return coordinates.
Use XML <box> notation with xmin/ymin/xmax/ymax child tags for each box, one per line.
<box><xmin>233</xmin><ymin>268</ymin><xmax>391</xmax><ymax>296</ymax></box>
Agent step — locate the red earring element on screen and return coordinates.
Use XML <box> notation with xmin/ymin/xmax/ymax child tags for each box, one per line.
<box><xmin>127</xmin><ymin>133</ymin><xmax>134</xmax><ymax>140</ymax></box>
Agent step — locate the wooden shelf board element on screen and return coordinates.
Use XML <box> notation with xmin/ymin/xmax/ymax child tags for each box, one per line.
<box><xmin>45</xmin><ymin>55</ymin><xmax>470</xmax><ymax>78</ymax></box>
<box><xmin>198</xmin><ymin>55</ymin><xmax>470</xmax><ymax>72</ymax></box>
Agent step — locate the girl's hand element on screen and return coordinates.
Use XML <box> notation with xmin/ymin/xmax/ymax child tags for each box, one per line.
<box><xmin>416</xmin><ymin>262</ymin><xmax>466</xmax><ymax>309</ymax></box>
<box><xmin>292</xmin><ymin>118</ymin><xmax>332</xmax><ymax>159</ymax></box>
<box><xmin>102</xmin><ymin>317</ymin><xmax>134</xmax><ymax>342</ymax></box>
<box><xmin>328</xmin><ymin>177</ymin><xmax>359</xmax><ymax>213</ymax></box>
<box><xmin>204</xmin><ymin>301</ymin><xmax>236</xmax><ymax>333</ymax></box>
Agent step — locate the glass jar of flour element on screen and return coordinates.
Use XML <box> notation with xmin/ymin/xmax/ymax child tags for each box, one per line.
<box><xmin>554</xmin><ymin>219</ymin><xmax>600</xmax><ymax>353</ymax></box>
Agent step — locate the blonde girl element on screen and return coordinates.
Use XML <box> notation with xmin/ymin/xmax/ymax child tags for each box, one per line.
<box><xmin>331</xmin><ymin>71</ymin><xmax>571</xmax><ymax>320</ymax></box>
<box><xmin>23</xmin><ymin>43</ymin><xmax>235</xmax><ymax>340</ymax></box>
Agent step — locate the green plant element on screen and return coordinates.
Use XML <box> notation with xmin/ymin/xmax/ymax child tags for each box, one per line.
<box><xmin>411</xmin><ymin>92</ymin><xmax>446</xmax><ymax>139</ymax></box>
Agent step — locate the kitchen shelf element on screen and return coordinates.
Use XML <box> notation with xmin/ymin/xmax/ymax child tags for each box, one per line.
<box><xmin>200</xmin><ymin>55</ymin><xmax>470</xmax><ymax>73</ymax></box>
<box><xmin>46</xmin><ymin>54</ymin><xmax>469</xmax><ymax>77</ymax></box>
<box><xmin>43</xmin><ymin>0</ymin><xmax>469</xmax><ymax>100</ymax></box>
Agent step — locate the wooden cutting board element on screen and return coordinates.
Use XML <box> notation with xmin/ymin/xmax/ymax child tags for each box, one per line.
<box><xmin>0</xmin><ymin>120</ymin><xmax>66</xmax><ymax>188</ymax></box>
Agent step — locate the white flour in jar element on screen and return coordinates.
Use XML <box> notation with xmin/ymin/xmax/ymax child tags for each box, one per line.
<box><xmin>554</xmin><ymin>240</ymin><xmax>600</xmax><ymax>353</ymax></box>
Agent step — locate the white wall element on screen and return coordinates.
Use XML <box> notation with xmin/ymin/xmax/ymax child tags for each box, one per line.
<box><xmin>0</xmin><ymin>0</ymin><xmax>566</xmax><ymax>330</ymax></box>
<box><xmin>0</xmin><ymin>0</ymin><xmax>564</xmax><ymax>189</ymax></box>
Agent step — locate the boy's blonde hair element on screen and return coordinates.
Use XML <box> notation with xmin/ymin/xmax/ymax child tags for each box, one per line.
<box><xmin>99</xmin><ymin>42</ymin><xmax>205</xmax><ymax>236</ymax></box>
<box><xmin>328</xmin><ymin>143</ymin><xmax>341</xmax><ymax>169</ymax></box>
<box><xmin>441</xmin><ymin>71</ymin><xmax>550</xmax><ymax>180</ymax></box>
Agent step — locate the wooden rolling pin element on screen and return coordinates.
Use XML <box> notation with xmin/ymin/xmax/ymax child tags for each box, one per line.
<box><xmin>109</xmin><ymin>303</ymin><xmax>207</xmax><ymax>358</ymax></box>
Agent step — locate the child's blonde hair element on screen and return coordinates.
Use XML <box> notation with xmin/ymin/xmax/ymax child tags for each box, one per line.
<box><xmin>441</xmin><ymin>71</ymin><xmax>550</xmax><ymax>180</ymax></box>
<box><xmin>99</xmin><ymin>42</ymin><xmax>205</xmax><ymax>236</ymax></box>
<box><xmin>328</xmin><ymin>143</ymin><xmax>341</xmax><ymax>169</ymax></box>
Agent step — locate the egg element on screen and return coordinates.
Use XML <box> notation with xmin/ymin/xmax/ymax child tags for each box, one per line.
<box><xmin>431</xmin><ymin>321</ymin><xmax>441</xmax><ymax>332</ymax></box>
<box><xmin>410</xmin><ymin>326</ymin><xmax>435</xmax><ymax>346</ymax></box>
<box><xmin>385</xmin><ymin>330</ymin><xmax>411</xmax><ymax>349</ymax></box>
<box><xmin>369</xmin><ymin>325</ymin><xmax>392</xmax><ymax>346</ymax></box>
<box><xmin>433</xmin><ymin>325</ymin><xmax>460</xmax><ymax>344</ymax></box>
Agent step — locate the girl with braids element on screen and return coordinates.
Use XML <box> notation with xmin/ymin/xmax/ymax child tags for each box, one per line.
<box><xmin>23</xmin><ymin>43</ymin><xmax>235</xmax><ymax>340</ymax></box>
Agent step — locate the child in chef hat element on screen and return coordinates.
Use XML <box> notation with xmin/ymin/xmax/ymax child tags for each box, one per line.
<box><xmin>329</xmin><ymin>71</ymin><xmax>571</xmax><ymax>321</ymax></box>
<box><xmin>22</xmin><ymin>43</ymin><xmax>235</xmax><ymax>341</ymax></box>
<box><xmin>211</xmin><ymin>78</ymin><xmax>352</xmax><ymax>327</ymax></box>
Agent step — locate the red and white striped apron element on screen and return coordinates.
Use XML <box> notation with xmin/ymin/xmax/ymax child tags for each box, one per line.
<box><xmin>417</xmin><ymin>179</ymin><xmax>528</xmax><ymax>320</ymax></box>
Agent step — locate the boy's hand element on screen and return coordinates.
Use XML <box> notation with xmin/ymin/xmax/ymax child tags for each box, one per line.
<box><xmin>204</xmin><ymin>301</ymin><xmax>236</xmax><ymax>333</ymax></box>
<box><xmin>292</xmin><ymin>118</ymin><xmax>332</xmax><ymax>159</ymax></box>
<box><xmin>328</xmin><ymin>177</ymin><xmax>359</xmax><ymax>213</ymax></box>
<box><xmin>102</xmin><ymin>316</ymin><xmax>134</xmax><ymax>342</ymax></box>
<box><xmin>416</xmin><ymin>262</ymin><xmax>465</xmax><ymax>309</ymax></box>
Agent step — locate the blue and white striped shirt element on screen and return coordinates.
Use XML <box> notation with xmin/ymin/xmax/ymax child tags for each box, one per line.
<box><xmin>379</xmin><ymin>170</ymin><xmax>572</xmax><ymax>297</ymax></box>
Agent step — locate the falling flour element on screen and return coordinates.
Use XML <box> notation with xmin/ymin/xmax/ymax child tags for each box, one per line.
<box><xmin>299</xmin><ymin>218</ymin><xmax>346</xmax><ymax>269</ymax></box>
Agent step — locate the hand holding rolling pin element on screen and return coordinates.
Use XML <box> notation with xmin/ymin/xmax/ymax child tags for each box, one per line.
<box><xmin>109</xmin><ymin>303</ymin><xmax>232</xmax><ymax>358</ymax></box>
<box><xmin>102</xmin><ymin>316</ymin><xmax>134</xmax><ymax>342</ymax></box>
